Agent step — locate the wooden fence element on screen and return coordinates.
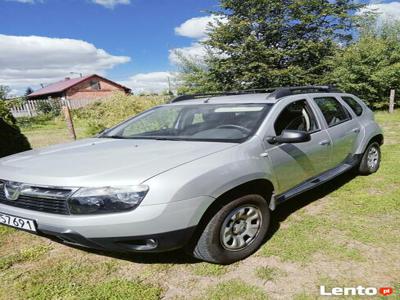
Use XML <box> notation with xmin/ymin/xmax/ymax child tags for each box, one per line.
<box><xmin>10</xmin><ymin>100</ymin><xmax>40</xmax><ymax>118</ymax></box>
<box><xmin>10</xmin><ymin>98</ymin><xmax>102</xmax><ymax>117</ymax></box>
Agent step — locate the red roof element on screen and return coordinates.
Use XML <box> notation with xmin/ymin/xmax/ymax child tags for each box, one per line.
<box><xmin>28</xmin><ymin>74</ymin><xmax>130</xmax><ymax>98</ymax></box>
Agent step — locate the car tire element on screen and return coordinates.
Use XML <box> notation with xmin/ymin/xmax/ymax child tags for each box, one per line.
<box><xmin>358</xmin><ymin>142</ymin><xmax>381</xmax><ymax>175</ymax></box>
<box><xmin>189</xmin><ymin>194</ymin><xmax>270</xmax><ymax>264</ymax></box>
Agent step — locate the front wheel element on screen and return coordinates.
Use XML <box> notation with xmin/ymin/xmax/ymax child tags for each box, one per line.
<box><xmin>357</xmin><ymin>142</ymin><xmax>381</xmax><ymax>175</ymax></box>
<box><xmin>189</xmin><ymin>194</ymin><xmax>270</xmax><ymax>264</ymax></box>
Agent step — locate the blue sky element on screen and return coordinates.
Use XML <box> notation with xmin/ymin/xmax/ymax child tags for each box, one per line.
<box><xmin>0</xmin><ymin>0</ymin><xmax>219</xmax><ymax>93</ymax></box>
<box><xmin>0</xmin><ymin>0</ymin><xmax>399</xmax><ymax>94</ymax></box>
<box><xmin>0</xmin><ymin>0</ymin><xmax>216</xmax><ymax>75</ymax></box>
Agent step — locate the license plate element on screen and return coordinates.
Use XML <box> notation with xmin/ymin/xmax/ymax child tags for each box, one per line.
<box><xmin>0</xmin><ymin>212</ymin><xmax>37</xmax><ymax>232</ymax></box>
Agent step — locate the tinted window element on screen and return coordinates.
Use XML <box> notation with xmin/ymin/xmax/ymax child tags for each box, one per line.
<box><xmin>342</xmin><ymin>96</ymin><xmax>363</xmax><ymax>116</ymax></box>
<box><xmin>274</xmin><ymin>100</ymin><xmax>319</xmax><ymax>135</ymax></box>
<box><xmin>314</xmin><ymin>97</ymin><xmax>351</xmax><ymax>127</ymax></box>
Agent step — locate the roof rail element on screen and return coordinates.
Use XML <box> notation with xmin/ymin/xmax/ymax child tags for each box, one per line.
<box><xmin>170</xmin><ymin>85</ymin><xmax>342</xmax><ymax>103</ymax></box>
<box><xmin>170</xmin><ymin>88</ymin><xmax>276</xmax><ymax>103</ymax></box>
<box><xmin>266</xmin><ymin>86</ymin><xmax>342</xmax><ymax>100</ymax></box>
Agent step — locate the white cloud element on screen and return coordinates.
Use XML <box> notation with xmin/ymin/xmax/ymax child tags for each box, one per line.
<box><xmin>170</xmin><ymin>15</ymin><xmax>227</xmax><ymax>66</ymax></box>
<box><xmin>174</xmin><ymin>15</ymin><xmax>226</xmax><ymax>39</ymax></box>
<box><xmin>169</xmin><ymin>42</ymin><xmax>208</xmax><ymax>65</ymax></box>
<box><xmin>358</xmin><ymin>2</ymin><xmax>400</xmax><ymax>21</ymax></box>
<box><xmin>0</xmin><ymin>34</ymin><xmax>130</xmax><ymax>94</ymax></box>
<box><xmin>121</xmin><ymin>72</ymin><xmax>177</xmax><ymax>93</ymax></box>
<box><xmin>91</xmin><ymin>0</ymin><xmax>130</xmax><ymax>9</ymax></box>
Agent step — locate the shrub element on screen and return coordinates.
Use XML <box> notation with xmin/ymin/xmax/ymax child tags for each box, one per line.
<box><xmin>0</xmin><ymin>101</ymin><xmax>31</xmax><ymax>158</ymax></box>
<box><xmin>36</xmin><ymin>99</ymin><xmax>62</xmax><ymax>117</ymax></box>
<box><xmin>16</xmin><ymin>114</ymin><xmax>54</xmax><ymax>129</ymax></box>
<box><xmin>0</xmin><ymin>100</ymin><xmax>16</xmax><ymax>125</ymax></box>
<box><xmin>77</xmin><ymin>92</ymin><xmax>166</xmax><ymax>135</ymax></box>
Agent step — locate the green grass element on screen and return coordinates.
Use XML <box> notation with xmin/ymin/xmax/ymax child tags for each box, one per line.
<box><xmin>255</xmin><ymin>266</ymin><xmax>284</xmax><ymax>281</ymax></box>
<box><xmin>0</xmin><ymin>226</ymin><xmax>15</xmax><ymax>240</ymax></box>
<box><xmin>87</xmin><ymin>279</ymin><xmax>162</xmax><ymax>300</ymax></box>
<box><xmin>260</xmin><ymin>214</ymin><xmax>365</xmax><ymax>263</ymax></box>
<box><xmin>293</xmin><ymin>294</ymin><xmax>316</xmax><ymax>300</ymax></box>
<box><xmin>20</xmin><ymin>116</ymin><xmax>91</xmax><ymax>148</ymax></box>
<box><xmin>0</xmin><ymin>244</ymin><xmax>52</xmax><ymax>271</ymax></box>
<box><xmin>23</xmin><ymin>278</ymin><xmax>162</xmax><ymax>300</ymax></box>
<box><xmin>1</xmin><ymin>260</ymin><xmax>162</xmax><ymax>300</ymax></box>
<box><xmin>190</xmin><ymin>263</ymin><xmax>230</xmax><ymax>276</ymax></box>
<box><xmin>202</xmin><ymin>280</ymin><xmax>268</xmax><ymax>300</ymax></box>
<box><xmin>142</xmin><ymin>262</ymin><xmax>175</xmax><ymax>275</ymax></box>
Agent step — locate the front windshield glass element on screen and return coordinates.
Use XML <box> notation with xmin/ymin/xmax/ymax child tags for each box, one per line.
<box><xmin>102</xmin><ymin>103</ymin><xmax>272</xmax><ymax>142</ymax></box>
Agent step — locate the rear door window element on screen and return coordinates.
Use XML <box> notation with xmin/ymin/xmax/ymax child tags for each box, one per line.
<box><xmin>341</xmin><ymin>96</ymin><xmax>363</xmax><ymax>116</ymax></box>
<box><xmin>313</xmin><ymin>97</ymin><xmax>351</xmax><ymax>127</ymax></box>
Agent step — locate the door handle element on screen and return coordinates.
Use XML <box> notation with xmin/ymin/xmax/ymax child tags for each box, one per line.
<box><xmin>351</xmin><ymin>128</ymin><xmax>360</xmax><ymax>133</ymax></box>
<box><xmin>319</xmin><ymin>140</ymin><xmax>331</xmax><ymax>146</ymax></box>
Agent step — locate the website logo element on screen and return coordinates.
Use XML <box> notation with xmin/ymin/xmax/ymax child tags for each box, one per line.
<box><xmin>320</xmin><ymin>285</ymin><xmax>394</xmax><ymax>296</ymax></box>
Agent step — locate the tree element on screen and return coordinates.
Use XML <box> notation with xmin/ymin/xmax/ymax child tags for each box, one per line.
<box><xmin>25</xmin><ymin>87</ymin><xmax>34</xmax><ymax>96</ymax></box>
<box><xmin>174</xmin><ymin>51</ymin><xmax>221</xmax><ymax>94</ymax></box>
<box><xmin>0</xmin><ymin>118</ymin><xmax>31</xmax><ymax>158</ymax></box>
<box><xmin>326</xmin><ymin>20</ymin><xmax>400</xmax><ymax>108</ymax></box>
<box><xmin>0</xmin><ymin>100</ymin><xmax>31</xmax><ymax>158</ymax></box>
<box><xmin>0</xmin><ymin>85</ymin><xmax>11</xmax><ymax>100</ymax></box>
<box><xmin>177</xmin><ymin>0</ymin><xmax>362</xmax><ymax>92</ymax></box>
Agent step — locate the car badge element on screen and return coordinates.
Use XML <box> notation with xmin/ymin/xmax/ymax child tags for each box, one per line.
<box><xmin>4</xmin><ymin>181</ymin><xmax>21</xmax><ymax>201</ymax></box>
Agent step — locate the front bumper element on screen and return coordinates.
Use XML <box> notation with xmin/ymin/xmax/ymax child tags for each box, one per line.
<box><xmin>39</xmin><ymin>226</ymin><xmax>196</xmax><ymax>252</ymax></box>
<box><xmin>0</xmin><ymin>195</ymin><xmax>214</xmax><ymax>252</ymax></box>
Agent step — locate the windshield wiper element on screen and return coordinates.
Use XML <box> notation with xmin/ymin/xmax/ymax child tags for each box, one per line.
<box><xmin>101</xmin><ymin>135</ymin><xmax>127</xmax><ymax>139</ymax></box>
<box><xmin>101</xmin><ymin>135</ymin><xmax>178</xmax><ymax>140</ymax></box>
<box><xmin>118</xmin><ymin>136</ymin><xmax>181</xmax><ymax>141</ymax></box>
<box><xmin>153</xmin><ymin>137</ymin><xmax>180</xmax><ymax>141</ymax></box>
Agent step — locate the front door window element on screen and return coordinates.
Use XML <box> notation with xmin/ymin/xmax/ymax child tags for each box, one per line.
<box><xmin>274</xmin><ymin>100</ymin><xmax>319</xmax><ymax>135</ymax></box>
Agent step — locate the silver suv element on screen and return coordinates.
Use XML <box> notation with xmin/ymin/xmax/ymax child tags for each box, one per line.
<box><xmin>0</xmin><ymin>86</ymin><xmax>383</xmax><ymax>264</ymax></box>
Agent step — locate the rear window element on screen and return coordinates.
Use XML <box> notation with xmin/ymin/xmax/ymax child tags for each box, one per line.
<box><xmin>341</xmin><ymin>96</ymin><xmax>363</xmax><ymax>116</ymax></box>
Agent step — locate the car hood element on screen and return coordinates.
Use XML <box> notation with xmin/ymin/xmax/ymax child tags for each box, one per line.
<box><xmin>0</xmin><ymin>138</ymin><xmax>236</xmax><ymax>187</ymax></box>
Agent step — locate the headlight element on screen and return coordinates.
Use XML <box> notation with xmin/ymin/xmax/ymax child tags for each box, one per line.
<box><xmin>68</xmin><ymin>185</ymin><xmax>149</xmax><ymax>215</ymax></box>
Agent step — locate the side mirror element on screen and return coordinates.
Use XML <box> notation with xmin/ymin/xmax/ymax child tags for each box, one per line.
<box><xmin>267</xmin><ymin>130</ymin><xmax>311</xmax><ymax>144</ymax></box>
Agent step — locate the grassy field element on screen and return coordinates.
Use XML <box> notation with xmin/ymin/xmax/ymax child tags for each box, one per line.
<box><xmin>0</xmin><ymin>111</ymin><xmax>398</xmax><ymax>299</ymax></box>
<box><xmin>18</xmin><ymin>117</ymin><xmax>92</xmax><ymax>149</ymax></box>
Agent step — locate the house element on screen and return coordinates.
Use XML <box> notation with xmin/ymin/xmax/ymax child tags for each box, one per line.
<box><xmin>27</xmin><ymin>74</ymin><xmax>131</xmax><ymax>106</ymax></box>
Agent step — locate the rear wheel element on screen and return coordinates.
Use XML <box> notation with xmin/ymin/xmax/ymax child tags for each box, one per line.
<box><xmin>358</xmin><ymin>142</ymin><xmax>381</xmax><ymax>175</ymax></box>
<box><xmin>190</xmin><ymin>194</ymin><xmax>270</xmax><ymax>264</ymax></box>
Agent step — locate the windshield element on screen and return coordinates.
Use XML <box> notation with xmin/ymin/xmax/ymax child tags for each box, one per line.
<box><xmin>102</xmin><ymin>103</ymin><xmax>272</xmax><ymax>142</ymax></box>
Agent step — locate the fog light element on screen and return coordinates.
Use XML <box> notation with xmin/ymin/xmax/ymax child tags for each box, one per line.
<box><xmin>147</xmin><ymin>239</ymin><xmax>157</xmax><ymax>249</ymax></box>
<box><xmin>118</xmin><ymin>238</ymin><xmax>158</xmax><ymax>251</ymax></box>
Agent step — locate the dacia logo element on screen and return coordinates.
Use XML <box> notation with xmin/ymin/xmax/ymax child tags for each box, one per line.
<box><xmin>4</xmin><ymin>181</ymin><xmax>21</xmax><ymax>201</ymax></box>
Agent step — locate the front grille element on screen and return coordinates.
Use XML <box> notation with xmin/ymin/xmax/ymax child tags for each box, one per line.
<box><xmin>0</xmin><ymin>189</ymin><xmax>70</xmax><ymax>215</ymax></box>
